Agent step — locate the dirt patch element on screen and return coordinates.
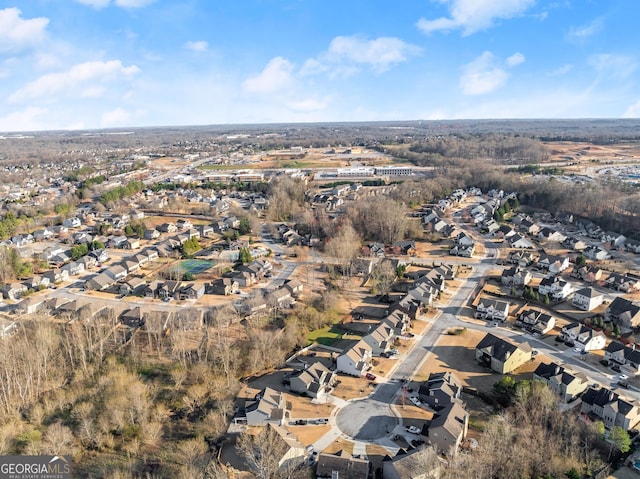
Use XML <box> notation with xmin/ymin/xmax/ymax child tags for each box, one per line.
<box><xmin>322</xmin><ymin>438</ymin><xmax>354</xmax><ymax>455</ymax></box>
<box><xmin>412</xmin><ymin>329</ymin><xmax>498</xmax><ymax>394</ymax></box>
<box><xmin>288</xmin><ymin>424</ymin><xmax>332</xmax><ymax>447</ymax></box>
<box><xmin>333</xmin><ymin>374</ymin><xmax>376</xmax><ymax>401</ymax></box>
<box><xmin>287</xmin><ymin>396</ymin><xmax>335</xmax><ymax>420</ymax></box>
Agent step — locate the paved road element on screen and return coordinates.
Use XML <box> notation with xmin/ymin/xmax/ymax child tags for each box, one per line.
<box><xmin>335</xmin><ymin>398</ymin><xmax>398</xmax><ymax>440</ymax></box>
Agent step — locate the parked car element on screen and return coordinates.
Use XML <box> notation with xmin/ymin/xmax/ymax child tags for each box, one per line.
<box><xmin>488</xmin><ymin>321</ymin><xmax>498</xmax><ymax>328</ymax></box>
<box><xmin>409</xmin><ymin>396</ymin><xmax>421</xmax><ymax>407</ymax></box>
<box><xmin>380</xmin><ymin>352</ymin><xmax>389</xmax><ymax>358</ymax></box>
<box><xmin>619</xmin><ymin>374</ymin><xmax>629</xmax><ymax>381</ymax></box>
<box><xmin>612</xmin><ymin>365</ymin><xmax>622</xmax><ymax>373</ymax></box>
<box><xmin>406</xmin><ymin>425</ymin><xmax>421</xmax><ymax>434</ymax></box>
<box><xmin>365</xmin><ymin>373</ymin><xmax>376</xmax><ymax>381</ymax></box>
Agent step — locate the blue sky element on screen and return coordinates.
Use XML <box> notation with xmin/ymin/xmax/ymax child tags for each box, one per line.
<box><xmin>1</xmin><ymin>0</ymin><xmax>639</xmax><ymax>131</ymax></box>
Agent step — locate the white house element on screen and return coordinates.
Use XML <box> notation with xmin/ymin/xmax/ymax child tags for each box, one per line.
<box><xmin>572</xmin><ymin>287</ymin><xmax>605</xmax><ymax>311</ymax></box>
<box><xmin>476</xmin><ymin>299</ymin><xmax>510</xmax><ymax>321</ymax></box>
<box><xmin>336</xmin><ymin>340</ymin><xmax>373</xmax><ymax>377</ymax></box>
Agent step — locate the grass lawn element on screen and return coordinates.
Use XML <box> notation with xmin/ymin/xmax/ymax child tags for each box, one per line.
<box><xmin>307</xmin><ymin>326</ymin><xmax>343</xmax><ymax>346</ymax></box>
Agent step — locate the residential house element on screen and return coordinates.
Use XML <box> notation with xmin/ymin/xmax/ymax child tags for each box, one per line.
<box><xmin>564</xmin><ymin>236</ymin><xmax>589</xmax><ymax>251</ymax></box>
<box><xmin>449</xmin><ymin>244</ymin><xmax>475</xmax><ymax>258</ymax></box>
<box><xmin>33</xmin><ymin>228</ymin><xmax>53</xmax><ymax>241</ymax></box>
<box><xmin>418</xmin><ymin>371</ymin><xmax>463</xmax><ymax>409</ymax></box>
<box><xmin>88</xmin><ymin>248</ymin><xmax>108</xmax><ymax>263</ymax></box>
<box><xmin>517</xmin><ymin>309</ymin><xmax>555</xmax><ymax>334</ymax></box>
<box><xmin>120</xmin><ymin>307</ymin><xmax>145</xmax><ymax>328</ymax></box>
<box><xmin>605</xmin><ymin>297</ymin><xmax>640</xmax><ymax>329</ymax></box>
<box><xmin>156</xmin><ymin>280</ymin><xmax>181</xmax><ymax>300</ymax></box>
<box><xmin>362</xmin><ymin>323</ymin><xmax>395</xmax><ymax>356</ymax></box>
<box><xmin>501</xmin><ymin>266</ymin><xmax>532</xmax><ymax>287</ymax></box>
<box><xmin>604</xmin><ymin>342</ymin><xmax>640</xmax><ymax>373</ymax></box>
<box><xmin>605</xmin><ymin>273</ymin><xmax>640</xmax><ymax>293</ymax></box>
<box><xmin>62</xmin><ymin>217</ymin><xmax>81</xmax><ymax>228</ymax></box>
<box><xmin>317</xmin><ymin>451</ymin><xmax>371</xmax><ymax>479</ymax></box>
<box><xmin>538</xmin><ymin>276</ymin><xmax>573</xmax><ymax>300</ymax></box>
<box><xmin>288</xmin><ymin>361</ymin><xmax>337</xmax><ymax>398</ymax></box>
<box><xmin>572</xmin><ymin>287</ymin><xmax>605</xmax><ymax>311</ymax></box>
<box><xmin>580</xmin><ymin>387</ymin><xmax>640</xmax><ymax>430</ymax></box>
<box><xmin>0</xmin><ymin>283</ymin><xmax>28</xmax><ymax>300</ymax></box>
<box><xmin>284</xmin><ymin>279</ymin><xmax>303</xmax><ymax>298</ymax></box>
<box><xmin>16</xmin><ymin>296</ymin><xmax>47</xmax><ymax>315</ymax></box>
<box><xmin>43</xmin><ymin>268</ymin><xmax>69</xmax><ymax>284</ymax></box>
<box><xmin>177</xmin><ymin>283</ymin><xmax>205</xmax><ymax>300</ymax></box>
<box><xmin>11</xmin><ymin>234</ymin><xmax>34</xmax><ymax>247</ymax></box>
<box><xmin>475</xmin><ymin>333</ymin><xmax>532</xmax><ymax>374</ymax></box>
<box><xmin>538</xmin><ymin>227</ymin><xmax>567</xmax><ymax>243</ymax></box>
<box><xmin>209</xmin><ymin>278</ymin><xmax>239</xmax><ymax>296</ymax></box>
<box><xmin>382</xmin><ymin>447</ymin><xmax>440</xmax><ymax>479</ymax></box>
<box><xmin>508</xmin><ymin>233</ymin><xmax>533</xmax><ymax>249</ymax></box>
<box><xmin>455</xmin><ymin>232</ymin><xmax>474</xmax><ymax>247</ymax></box>
<box><xmin>533</xmin><ymin>362</ymin><xmax>588</xmax><ymax>402</ymax></box>
<box><xmin>584</xmin><ymin>246</ymin><xmax>610</xmax><ymax>261</ymax></box>
<box><xmin>143</xmin><ymin>228</ymin><xmax>160</xmax><ymax>240</ymax></box>
<box><xmin>23</xmin><ymin>274</ymin><xmax>50</xmax><ymax>290</ymax></box>
<box><xmin>245</xmin><ymin>387</ymin><xmax>289</xmax><ymax>426</ymax></box>
<box><xmin>626</xmin><ymin>240</ymin><xmax>640</xmax><ymax>255</ymax></box>
<box><xmin>423</xmin><ymin>401</ymin><xmax>469</xmax><ymax>456</ymax></box>
<box><xmin>124</xmin><ymin>238</ymin><xmax>140</xmax><ymax>249</ymax></box>
<box><xmin>157</xmin><ymin>223</ymin><xmax>177</xmax><ymax>233</ymax></box>
<box><xmin>508</xmin><ymin>250</ymin><xmax>537</xmax><ymax>267</ymax></box>
<box><xmin>519</xmin><ymin>219</ymin><xmax>541</xmax><ymax>236</ymax></box>
<box><xmin>575</xmin><ymin>265</ymin><xmax>604</xmax><ymax>283</ymax></box>
<box><xmin>393</xmin><ymin>241</ymin><xmax>416</xmax><ymax>256</ymax></box>
<box><xmin>560</xmin><ymin>323</ymin><xmax>606</xmax><ymax>351</ymax></box>
<box><xmin>119</xmin><ymin>277</ymin><xmax>146</xmax><ymax>296</ymax></box>
<box><xmin>62</xmin><ymin>261</ymin><xmax>85</xmax><ymax>277</ymax></box>
<box><xmin>197</xmin><ymin>224</ymin><xmax>214</xmax><ymax>237</ymax></box>
<box><xmin>176</xmin><ymin>219</ymin><xmax>193</xmax><ymax>230</ymax></box>
<box><xmin>605</xmin><ymin>342</ymin><xmax>640</xmax><ymax>372</ymax></box>
<box><xmin>475</xmin><ymin>299</ymin><xmax>510</xmax><ymax>322</ymax></box>
<box><xmin>602</xmin><ymin>232</ymin><xmax>626</xmax><ymax>248</ymax></box>
<box><xmin>336</xmin><ymin>340</ymin><xmax>373</xmax><ymax>377</ymax></box>
<box><xmin>537</xmin><ymin>255</ymin><xmax>570</xmax><ymax>274</ymax></box>
<box><xmin>84</xmin><ymin>273</ymin><xmax>114</xmax><ymax>291</ymax></box>
<box><xmin>384</xmin><ymin>310</ymin><xmax>412</xmax><ymax>336</ymax></box>
<box><xmin>103</xmin><ymin>264</ymin><xmax>127</xmax><ymax>282</ymax></box>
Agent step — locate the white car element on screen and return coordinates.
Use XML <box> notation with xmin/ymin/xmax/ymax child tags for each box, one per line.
<box><xmin>619</xmin><ymin>374</ymin><xmax>630</xmax><ymax>381</ymax></box>
<box><xmin>406</xmin><ymin>425</ymin><xmax>421</xmax><ymax>434</ymax></box>
<box><xmin>409</xmin><ymin>396</ymin><xmax>421</xmax><ymax>407</ymax></box>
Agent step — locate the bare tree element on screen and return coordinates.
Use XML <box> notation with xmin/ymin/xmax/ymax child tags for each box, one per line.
<box><xmin>323</xmin><ymin>220</ymin><xmax>361</xmax><ymax>277</ymax></box>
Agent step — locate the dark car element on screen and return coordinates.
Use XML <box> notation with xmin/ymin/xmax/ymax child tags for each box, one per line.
<box><xmin>612</xmin><ymin>365</ymin><xmax>622</xmax><ymax>373</ymax></box>
<box><xmin>365</xmin><ymin>372</ymin><xmax>377</xmax><ymax>381</ymax></box>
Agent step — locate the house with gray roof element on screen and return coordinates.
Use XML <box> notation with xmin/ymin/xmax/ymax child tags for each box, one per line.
<box><xmin>533</xmin><ymin>362</ymin><xmax>588</xmax><ymax>402</ymax></box>
<box><xmin>475</xmin><ymin>333</ymin><xmax>532</xmax><ymax>374</ymax></box>
<box><xmin>580</xmin><ymin>387</ymin><xmax>640</xmax><ymax>430</ymax></box>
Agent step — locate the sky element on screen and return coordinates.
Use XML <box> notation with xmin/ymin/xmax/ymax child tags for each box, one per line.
<box><xmin>1</xmin><ymin>0</ymin><xmax>640</xmax><ymax>131</ymax></box>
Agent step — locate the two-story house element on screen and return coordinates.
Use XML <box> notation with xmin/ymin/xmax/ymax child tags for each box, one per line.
<box><xmin>337</xmin><ymin>340</ymin><xmax>373</xmax><ymax>377</ymax></box>
<box><xmin>580</xmin><ymin>387</ymin><xmax>640</xmax><ymax>430</ymax></box>
<box><xmin>533</xmin><ymin>362</ymin><xmax>588</xmax><ymax>402</ymax></box>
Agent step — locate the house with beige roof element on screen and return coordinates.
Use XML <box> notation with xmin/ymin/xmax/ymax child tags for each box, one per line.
<box><xmin>423</xmin><ymin>401</ymin><xmax>469</xmax><ymax>457</ymax></box>
<box><xmin>245</xmin><ymin>387</ymin><xmax>289</xmax><ymax>426</ymax></box>
<box><xmin>337</xmin><ymin>340</ymin><xmax>373</xmax><ymax>377</ymax></box>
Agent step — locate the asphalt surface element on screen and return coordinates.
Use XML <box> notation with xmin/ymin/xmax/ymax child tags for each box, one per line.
<box><xmin>335</xmin><ymin>397</ymin><xmax>398</xmax><ymax>440</ymax></box>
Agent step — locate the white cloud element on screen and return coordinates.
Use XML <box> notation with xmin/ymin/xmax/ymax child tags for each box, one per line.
<box><xmin>589</xmin><ymin>54</ymin><xmax>637</xmax><ymax>80</ymax></box>
<box><xmin>506</xmin><ymin>52</ymin><xmax>525</xmax><ymax>66</ymax></box>
<box><xmin>546</xmin><ymin>64</ymin><xmax>573</xmax><ymax>77</ymax></box>
<box><xmin>0</xmin><ymin>107</ymin><xmax>49</xmax><ymax>132</ymax></box>
<box><xmin>242</xmin><ymin>57</ymin><xmax>294</xmax><ymax>94</ymax></box>
<box><xmin>74</xmin><ymin>0</ymin><xmax>111</xmax><ymax>8</ymax></box>
<box><xmin>286</xmin><ymin>97</ymin><xmax>328</xmax><ymax>112</ymax></box>
<box><xmin>301</xmin><ymin>35</ymin><xmax>420</xmax><ymax>76</ymax></box>
<box><xmin>460</xmin><ymin>51</ymin><xmax>509</xmax><ymax>95</ymax></box>
<box><xmin>568</xmin><ymin>17</ymin><xmax>604</xmax><ymax>42</ymax></box>
<box><xmin>101</xmin><ymin>107</ymin><xmax>131</xmax><ymax>127</ymax></box>
<box><xmin>73</xmin><ymin>0</ymin><xmax>155</xmax><ymax>8</ymax></box>
<box><xmin>184</xmin><ymin>40</ymin><xmax>208</xmax><ymax>52</ymax></box>
<box><xmin>622</xmin><ymin>99</ymin><xmax>640</xmax><ymax>118</ymax></box>
<box><xmin>417</xmin><ymin>0</ymin><xmax>535</xmax><ymax>36</ymax></box>
<box><xmin>9</xmin><ymin>60</ymin><xmax>140</xmax><ymax>103</ymax></box>
<box><xmin>0</xmin><ymin>8</ymin><xmax>49</xmax><ymax>53</ymax></box>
